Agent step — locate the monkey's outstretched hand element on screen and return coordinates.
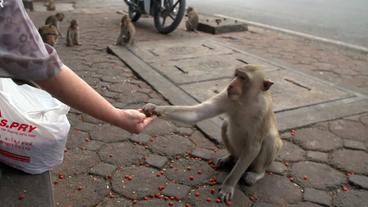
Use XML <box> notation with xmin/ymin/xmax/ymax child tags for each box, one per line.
<box><xmin>142</xmin><ymin>103</ymin><xmax>161</xmax><ymax>117</ymax></box>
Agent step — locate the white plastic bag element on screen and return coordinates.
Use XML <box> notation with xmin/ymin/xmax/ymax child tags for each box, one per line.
<box><xmin>0</xmin><ymin>78</ymin><xmax>70</xmax><ymax>174</ymax></box>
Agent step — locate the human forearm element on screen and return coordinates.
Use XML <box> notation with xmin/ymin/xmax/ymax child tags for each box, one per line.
<box><xmin>34</xmin><ymin>65</ymin><xmax>120</xmax><ymax>126</ymax></box>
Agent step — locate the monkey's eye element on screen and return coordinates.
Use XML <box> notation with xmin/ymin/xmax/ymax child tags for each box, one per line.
<box><xmin>239</xmin><ymin>76</ymin><xmax>246</xmax><ymax>80</ymax></box>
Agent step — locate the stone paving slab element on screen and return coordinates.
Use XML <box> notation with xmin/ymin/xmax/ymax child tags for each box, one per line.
<box><xmin>109</xmin><ymin>41</ymin><xmax>368</xmax><ymax>136</ymax></box>
<box><xmin>0</xmin><ymin>164</ymin><xmax>53</xmax><ymax>207</ymax></box>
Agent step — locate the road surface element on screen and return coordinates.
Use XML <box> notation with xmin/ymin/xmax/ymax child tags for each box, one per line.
<box><xmin>187</xmin><ymin>0</ymin><xmax>368</xmax><ymax>47</ymax></box>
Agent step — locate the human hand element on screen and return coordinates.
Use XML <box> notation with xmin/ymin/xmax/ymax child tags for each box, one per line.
<box><xmin>117</xmin><ymin>109</ymin><xmax>155</xmax><ymax>134</ymax></box>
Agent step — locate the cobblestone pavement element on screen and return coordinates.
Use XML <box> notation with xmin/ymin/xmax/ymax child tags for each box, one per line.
<box><xmin>28</xmin><ymin>2</ymin><xmax>368</xmax><ymax>207</ymax></box>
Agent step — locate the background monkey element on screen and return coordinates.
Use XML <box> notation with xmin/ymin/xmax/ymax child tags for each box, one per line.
<box><xmin>185</xmin><ymin>6</ymin><xmax>199</xmax><ymax>31</ymax></box>
<box><xmin>66</xmin><ymin>19</ymin><xmax>81</xmax><ymax>47</ymax></box>
<box><xmin>116</xmin><ymin>15</ymin><xmax>135</xmax><ymax>46</ymax></box>
<box><xmin>38</xmin><ymin>24</ymin><xmax>59</xmax><ymax>46</ymax></box>
<box><xmin>46</xmin><ymin>0</ymin><xmax>55</xmax><ymax>11</ymax></box>
<box><xmin>45</xmin><ymin>13</ymin><xmax>65</xmax><ymax>37</ymax></box>
<box><xmin>143</xmin><ymin>65</ymin><xmax>282</xmax><ymax>202</ymax></box>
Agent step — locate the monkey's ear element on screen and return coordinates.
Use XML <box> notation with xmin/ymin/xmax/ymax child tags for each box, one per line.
<box><xmin>263</xmin><ymin>79</ymin><xmax>273</xmax><ymax>91</ymax></box>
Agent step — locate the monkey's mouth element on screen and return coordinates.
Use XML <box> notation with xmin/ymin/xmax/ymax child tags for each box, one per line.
<box><xmin>227</xmin><ymin>91</ymin><xmax>240</xmax><ymax>100</ymax></box>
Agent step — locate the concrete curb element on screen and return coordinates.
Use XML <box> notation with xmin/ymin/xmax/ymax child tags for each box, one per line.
<box><xmin>215</xmin><ymin>14</ymin><xmax>368</xmax><ymax>54</ymax></box>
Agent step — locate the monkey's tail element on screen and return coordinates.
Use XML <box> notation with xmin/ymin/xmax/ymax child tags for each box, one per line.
<box><xmin>116</xmin><ymin>10</ymin><xmax>127</xmax><ymax>15</ymax></box>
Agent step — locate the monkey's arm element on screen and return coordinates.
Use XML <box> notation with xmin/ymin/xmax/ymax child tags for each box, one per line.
<box><xmin>143</xmin><ymin>93</ymin><xmax>227</xmax><ymax>124</ymax></box>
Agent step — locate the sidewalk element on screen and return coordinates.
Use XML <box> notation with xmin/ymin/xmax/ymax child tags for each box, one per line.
<box><xmin>27</xmin><ymin>2</ymin><xmax>368</xmax><ymax>207</ymax></box>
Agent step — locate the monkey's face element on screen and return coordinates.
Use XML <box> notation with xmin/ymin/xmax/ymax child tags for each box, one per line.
<box><xmin>71</xmin><ymin>20</ymin><xmax>78</xmax><ymax>29</ymax></box>
<box><xmin>56</xmin><ymin>13</ymin><xmax>64</xmax><ymax>21</ymax></box>
<box><xmin>227</xmin><ymin>70</ymin><xmax>250</xmax><ymax>101</ymax></box>
<box><xmin>121</xmin><ymin>15</ymin><xmax>130</xmax><ymax>27</ymax></box>
<box><xmin>186</xmin><ymin>7</ymin><xmax>193</xmax><ymax>14</ymax></box>
<box><xmin>46</xmin><ymin>34</ymin><xmax>57</xmax><ymax>46</ymax></box>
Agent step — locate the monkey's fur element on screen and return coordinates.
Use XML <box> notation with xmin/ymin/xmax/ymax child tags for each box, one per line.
<box><xmin>66</xmin><ymin>20</ymin><xmax>81</xmax><ymax>47</ymax></box>
<box><xmin>116</xmin><ymin>15</ymin><xmax>135</xmax><ymax>46</ymax></box>
<box><xmin>143</xmin><ymin>65</ymin><xmax>282</xmax><ymax>202</ymax></box>
<box><xmin>46</xmin><ymin>0</ymin><xmax>55</xmax><ymax>11</ymax></box>
<box><xmin>185</xmin><ymin>6</ymin><xmax>199</xmax><ymax>31</ymax></box>
<box><xmin>45</xmin><ymin>13</ymin><xmax>65</xmax><ymax>37</ymax></box>
<box><xmin>38</xmin><ymin>24</ymin><xmax>59</xmax><ymax>46</ymax></box>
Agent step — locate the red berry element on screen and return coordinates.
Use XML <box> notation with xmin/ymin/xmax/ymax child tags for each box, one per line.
<box><xmin>53</xmin><ymin>181</ymin><xmax>58</xmax><ymax>185</ymax></box>
<box><xmin>303</xmin><ymin>175</ymin><xmax>308</xmax><ymax>180</ymax></box>
<box><xmin>168</xmin><ymin>201</ymin><xmax>174</xmax><ymax>206</ymax></box>
<box><xmin>210</xmin><ymin>188</ymin><xmax>216</xmax><ymax>194</ymax></box>
<box><xmin>77</xmin><ymin>186</ymin><xmax>82</xmax><ymax>191</ymax></box>
<box><xmin>226</xmin><ymin>201</ymin><xmax>232</xmax><ymax>206</ymax></box>
<box><xmin>58</xmin><ymin>174</ymin><xmax>65</xmax><ymax>180</ymax></box>
<box><xmin>195</xmin><ymin>192</ymin><xmax>200</xmax><ymax>197</ymax></box>
<box><xmin>189</xmin><ymin>176</ymin><xmax>194</xmax><ymax>181</ymax></box>
<box><xmin>342</xmin><ymin>185</ymin><xmax>349</xmax><ymax>192</ymax></box>
<box><xmin>206</xmin><ymin>197</ymin><xmax>212</xmax><ymax>202</ymax></box>
<box><xmin>216</xmin><ymin>198</ymin><xmax>222</xmax><ymax>203</ymax></box>
<box><xmin>197</xmin><ymin>170</ymin><xmax>202</xmax><ymax>175</ymax></box>
<box><xmin>144</xmin><ymin>197</ymin><xmax>149</xmax><ymax>200</ymax></box>
<box><xmin>18</xmin><ymin>194</ymin><xmax>25</xmax><ymax>200</ymax></box>
<box><xmin>291</xmin><ymin>129</ymin><xmax>296</xmax><ymax>137</ymax></box>
<box><xmin>159</xmin><ymin>185</ymin><xmax>165</xmax><ymax>191</ymax></box>
<box><xmin>185</xmin><ymin>204</ymin><xmax>192</xmax><ymax>207</ymax></box>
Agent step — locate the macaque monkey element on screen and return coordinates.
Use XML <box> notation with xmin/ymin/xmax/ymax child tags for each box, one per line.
<box><xmin>143</xmin><ymin>65</ymin><xmax>282</xmax><ymax>202</ymax></box>
<box><xmin>46</xmin><ymin>0</ymin><xmax>55</xmax><ymax>11</ymax></box>
<box><xmin>38</xmin><ymin>24</ymin><xmax>59</xmax><ymax>46</ymax></box>
<box><xmin>66</xmin><ymin>19</ymin><xmax>81</xmax><ymax>47</ymax></box>
<box><xmin>45</xmin><ymin>13</ymin><xmax>65</xmax><ymax>37</ymax></box>
<box><xmin>116</xmin><ymin>15</ymin><xmax>135</xmax><ymax>46</ymax></box>
<box><xmin>185</xmin><ymin>6</ymin><xmax>199</xmax><ymax>32</ymax></box>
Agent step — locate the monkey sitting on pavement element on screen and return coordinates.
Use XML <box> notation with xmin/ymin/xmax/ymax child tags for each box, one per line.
<box><xmin>143</xmin><ymin>65</ymin><xmax>283</xmax><ymax>202</ymax></box>
<box><xmin>45</xmin><ymin>12</ymin><xmax>65</xmax><ymax>37</ymax></box>
<box><xmin>116</xmin><ymin>15</ymin><xmax>135</xmax><ymax>46</ymax></box>
<box><xmin>66</xmin><ymin>19</ymin><xmax>81</xmax><ymax>47</ymax></box>
<box><xmin>46</xmin><ymin>0</ymin><xmax>55</xmax><ymax>11</ymax></box>
<box><xmin>38</xmin><ymin>24</ymin><xmax>59</xmax><ymax>46</ymax></box>
<box><xmin>185</xmin><ymin>6</ymin><xmax>199</xmax><ymax>32</ymax></box>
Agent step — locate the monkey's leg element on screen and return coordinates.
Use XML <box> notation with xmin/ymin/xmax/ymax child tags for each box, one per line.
<box><xmin>243</xmin><ymin>136</ymin><xmax>276</xmax><ymax>185</ymax></box>
<box><xmin>219</xmin><ymin>144</ymin><xmax>261</xmax><ymax>202</ymax></box>
<box><xmin>74</xmin><ymin>31</ymin><xmax>81</xmax><ymax>45</ymax></box>
<box><xmin>215</xmin><ymin>121</ymin><xmax>235</xmax><ymax>168</ymax></box>
<box><xmin>127</xmin><ymin>33</ymin><xmax>134</xmax><ymax>46</ymax></box>
<box><xmin>66</xmin><ymin>31</ymin><xmax>72</xmax><ymax>46</ymax></box>
<box><xmin>185</xmin><ymin>21</ymin><xmax>192</xmax><ymax>31</ymax></box>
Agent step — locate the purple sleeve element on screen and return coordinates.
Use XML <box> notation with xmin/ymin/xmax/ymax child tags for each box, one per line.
<box><xmin>0</xmin><ymin>0</ymin><xmax>64</xmax><ymax>80</ymax></box>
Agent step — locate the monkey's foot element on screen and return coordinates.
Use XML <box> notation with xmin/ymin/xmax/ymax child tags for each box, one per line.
<box><xmin>215</xmin><ymin>154</ymin><xmax>234</xmax><ymax>169</ymax></box>
<box><xmin>218</xmin><ymin>184</ymin><xmax>235</xmax><ymax>202</ymax></box>
<box><xmin>243</xmin><ymin>171</ymin><xmax>265</xmax><ymax>185</ymax></box>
